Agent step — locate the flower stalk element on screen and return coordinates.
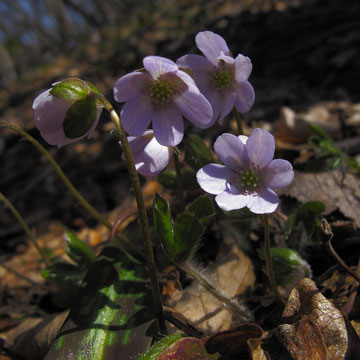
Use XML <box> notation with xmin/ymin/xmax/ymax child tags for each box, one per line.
<box><xmin>262</xmin><ymin>214</ymin><xmax>281</xmax><ymax>301</ymax></box>
<box><xmin>92</xmin><ymin>92</ymin><xmax>167</xmax><ymax>334</ymax></box>
<box><xmin>232</xmin><ymin>107</ymin><xmax>244</xmax><ymax>135</ymax></box>
<box><xmin>0</xmin><ymin>121</ymin><xmax>112</xmax><ymax>230</ymax></box>
<box><xmin>183</xmin><ymin>263</ymin><xmax>252</xmax><ymax>321</ymax></box>
<box><xmin>173</xmin><ymin>149</ymin><xmax>186</xmax><ymax>212</ymax></box>
<box><xmin>0</xmin><ymin>191</ymin><xmax>51</xmax><ymax>266</ymax></box>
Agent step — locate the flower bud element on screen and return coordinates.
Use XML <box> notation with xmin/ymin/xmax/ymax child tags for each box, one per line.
<box><xmin>259</xmin><ymin>247</ymin><xmax>312</xmax><ymax>295</ymax></box>
<box><xmin>33</xmin><ymin>78</ymin><xmax>103</xmax><ymax>147</ymax></box>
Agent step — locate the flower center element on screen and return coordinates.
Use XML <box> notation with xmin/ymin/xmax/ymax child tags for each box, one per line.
<box><xmin>211</xmin><ymin>67</ymin><xmax>233</xmax><ymax>93</ymax></box>
<box><xmin>148</xmin><ymin>80</ymin><xmax>174</xmax><ymax>110</ymax></box>
<box><xmin>236</xmin><ymin>169</ymin><xmax>261</xmax><ymax>192</ymax></box>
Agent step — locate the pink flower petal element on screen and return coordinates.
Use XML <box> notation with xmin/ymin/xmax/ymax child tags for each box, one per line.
<box><xmin>214</xmin><ymin>133</ymin><xmax>248</xmax><ymax>171</ymax></box>
<box><xmin>120</xmin><ymin>97</ymin><xmax>153</xmax><ymax>136</ymax></box>
<box><xmin>246</xmin><ymin>129</ymin><xmax>275</xmax><ymax>169</ymax></box>
<box><xmin>235</xmin><ymin>54</ymin><xmax>253</xmax><ymax>82</ymax></box>
<box><xmin>215</xmin><ymin>190</ymin><xmax>250</xmax><ymax>211</ymax></box>
<box><xmin>203</xmin><ymin>88</ymin><xmax>222</xmax><ymax>125</ymax></box>
<box><xmin>152</xmin><ymin>107</ymin><xmax>184</xmax><ymax>146</ymax></box>
<box><xmin>195</xmin><ymin>31</ymin><xmax>230</xmax><ymax>66</ymax></box>
<box><xmin>33</xmin><ymin>91</ymin><xmax>70</xmax><ymax>133</ymax></box>
<box><xmin>113</xmin><ymin>71</ymin><xmax>150</xmax><ymax>102</ymax></box>
<box><xmin>218</xmin><ymin>54</ymin><xmax>235</xmax><ymax>65</ymax></box>
<box><xmin>176</xmin><ymin>54</ymin><xmax>215</xmax><ymax>73</ymax></box>
<box><xmin>174</xmin><ymin>88</ymin><xmax>213</xmax><ymax>129</ymax></box>
<box><xmin>125</xmin><ymin>131</ymin><xmax>154</xmax><ymax>159</ymax></box>
<box><xmin>143</xmin><ymin>56</ymin><xmax>178</xmax><ymax>79</ymax></box>
<box><xmin>238</xmin><ymin>135</ymin><xmax>248</xmax><ymax>145</ymax></box>
<box><xmin>218</xmin><ymin>91</ymin><xmax>236</xmax><ymax>125</ymax></box>
<box><xmin>234</xmin><ymin>81</ymin><xmax>255</xmax><ymax>113</ymax></box>
<box><xmin>261</xmin><ymin>159</ymin><xmax>294</xmax><ymax>189</ymax></box>
<box><xmin>197</xmin><ymin>164</ymin><xmax>234</xmax><ymax>195</ymax></box>
<box><xmin>247</xmin><ymin>188</ymin><xmax>279</xmax><ymax>214</ymax></box>
<box><xmin>136</xmin><ymin>135</ymin><xmax>173</xmax><ymax>176</ymax></box>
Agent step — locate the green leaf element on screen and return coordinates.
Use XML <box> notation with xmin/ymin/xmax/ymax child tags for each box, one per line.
<box><xmin>259</xmin><ymin>247</ymin><xmax>311</xmax><ymax>285</ymax></box>
<box><xmin>65</xmin><ymin>231</ymin><xmax>96</xmax><ymax>268</ymax></box>
<box><xmin>187</xmin><ymin>195</ymin><xmax>215</xmax><ymax>228</ymax></box>
<box><xmin>63</xmin><ymin>97</ymin><xmax>97</xmax><ymax>138</ymax></box>
<box><xmin>41</xmin><ymin>262</ymin><xmax>85</xmax><ymax>283</ymax></box>
<box><xmin>157</xmin><ymin>169</ymin><xmax>198</xmax><ymax>190</ymax></box>
<box><xmin>308</xmin><ymin>123</ymin><xmax>330</xmax><ymax>141</ymax></box>
<box><xmin>172</xmin><ymin>212</ymin><xmax>203</xmax><ymax>264</ymax></box>
<box><xmin>153</xmin><ymin>193</ymin><xmax>174</xmax><ymax>248</ymax></box>
<box><xmin>44</xmin><ymin>245</ymin><xmax>155</xmax><ymax>360</ymax></box>
<box><xmin>346</xmin><ymin>157</ymin><xmax>360</xmax><ymax>172</ymax></box>
<box><xmin>153</xmin><ymin>194</ymin><xmax>203</xmax><ymax>264</ymax></box>
<box><xmin>185</xmin><ymin>135</ymin><xmax>214</xmax><ymax>171</ymax></box>
<box><xmin>285</xmin><ymin>201</ymin><xmax>325</xmax><ymax>240</ymax></box>
<box><xmin>138</xmin><ymin>333</ymin><xmax>183</xmax><ymax>360</ymax></box>
<box><xmin>139</xmin><ymin>335</ymin><xmax>219</xmax><ymax>360</ymax></box>
<box><xmin>50</xmin><ymin>78</ymin><xmax>90</xmax><ymax>101</ymax></box>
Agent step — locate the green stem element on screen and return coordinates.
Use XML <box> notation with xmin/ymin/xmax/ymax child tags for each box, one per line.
<box><xmin>93</xmin><ymin>94</ymin><xmax>167</xmax><ymax>334</ymax></box>
<box><xmin>262</xmin><ymin>214</ymin><xmax>281</xmax><ymax>301</ymax></box>
<box><xmin>173</xmin><ymin>149</ymin><xmax>185</xmax><ymax>212</ymax></box>
<box><xmin>0</xmin><ymin>121</ymin><xmax>111</xmax><ymax>230</ymax></box>
<box><xmin>183</xmin><ymin>263</ymin><xmax>252</xmax><ymax>321</ymax></box>
<box><xmin>232</xmin><ymin>107</ymin><xmax>243</xmax><ymax>135</ymax></box>
<box><xmin>0</xmin><ymin>192</ymin><xmax>51</xmax><ymax>266</ymax></box>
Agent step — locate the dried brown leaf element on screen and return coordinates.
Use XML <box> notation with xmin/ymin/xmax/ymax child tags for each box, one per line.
<box><xmin>279</xmin><ymin>170</ymin><xmax>360</xmax><ymax>227</ymax></box>
<box><xmin>0</xmin><ymin>311</ymin><xmax>68</xmax><ymax>360</ymax></box>
<box><xmin>281</xmin><ymin>278</ymin><xmax>347</xmax><ymax>359</ymax></box>
<box><xmin>205</xmin><ymin>323</ymin><xmax>264</xmax><ymax>355</ymax></box>
<box><xmin>275</xmin><ymin>316</ymin><xmax>327</xmax><ymax>360</ymax></box>
<box><xmin>175</xmin><ymin>245</ymin><xmax>255</xmax><ymax>335</ymax></box>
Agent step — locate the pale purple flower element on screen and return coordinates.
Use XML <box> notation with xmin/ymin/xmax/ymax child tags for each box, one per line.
<box><xmin>196</xmin><ymin>129</ymin><xmax>294</xmax><ymax>214</ymax></box>
<box><xmin>33</xmin><ymin>87</ymin><xmax>103</xmax><ymax>148</ymax></box>
<box><xmin>121</xmin><ymin>130</ymin><xmax>173</xmax><ymax>177</ymax></box>
<box><xmin>177</xmin><ymin>31</ymin><xmax>255</xmax><ymax>125</ymax></box>
<box><xmin>113</xmin><ymin>56</ymin><xmax>213</xmax><ymax>147</ymax></box>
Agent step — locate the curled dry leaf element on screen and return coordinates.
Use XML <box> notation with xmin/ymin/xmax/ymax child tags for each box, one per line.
<box><xmin>175</xmin><ymin>245</ymin><xmax>255</xmax><ymax>335</ymax></box>
<box><xmin>205</xmin><ymin>323</ymin><xmax>266</xmax><ymax>359</ymax></box>
<box><xmin>279</xmin><ymin>170</ymin><xmax>360</xmax><ymax>227</ymax></box>
<box><xmin>277</xmin><ymin>103</ymin><xmax>341</xmax><ymax>144</ymax></box>
<box><xmin>279</xmin><ymin>278</ymin><xmax>347</xmax><ymax>359</ymax></box>
<box><xmin>0</xmin><ymin>311</ymin><xmax>68</xmax><ymax>360</ymax></box>
<box><xmin>275</xmin><ymin>316</ymin><xmax>327</xmax><ymax>360</ymax></box>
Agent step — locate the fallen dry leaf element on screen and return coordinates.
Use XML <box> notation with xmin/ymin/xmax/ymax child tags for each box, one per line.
<box><xmin>275</xmin><ymin>316</ymin><xmax>327</xmax><ymax>360</ymax></box>
<box><xmin>0</xmin><ymin>311</ymin><xmax>68</xmax><ymax>360</ymax></box>
<box><xmin>277</xmin><ymin>103</ymin><xmax>341</xmax><ymax>144</ymax></box>
<box><xmin>279</xmin><ymin>170</ymin><xmax>360</xmax><ymax>227</ymax></box>
<box><xmin>205</xmin><ymin>323</ymin><xmax>266</xmax><ymax>359</ymax></box>
<box><xmin>280</xmin><ymin>278</ymin><xmax>347</xmax><ymax>359</ymax></box>
<box><xmin>175</xmin><ymin>244</ymin><xmax>255</xmax><ymax>335</ymax></box>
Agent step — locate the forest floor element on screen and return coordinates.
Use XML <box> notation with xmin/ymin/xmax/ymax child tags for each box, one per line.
<box><xmin>0</xmin><ymin>0</ymin><xmax>360</xmax><ymax>359</ymax></box>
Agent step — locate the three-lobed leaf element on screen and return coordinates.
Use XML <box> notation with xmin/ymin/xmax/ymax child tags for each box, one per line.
<box><xmin>50</xmin><ymin>78</ymin><xmax>90</xmax><ymax>101</ymax></box>
<box><xmin>185</xmin><ymin>134</ymin><xmax>214</xmax><ymax>171</ymax></box>
<box><xmin>63</xmin><ymin>96</ymin><xmax>97</xmax><ymax>138</ymax></box>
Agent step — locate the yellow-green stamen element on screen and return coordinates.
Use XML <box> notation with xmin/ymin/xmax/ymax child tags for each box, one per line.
<box><xmin>211</xmin><ymin>68</ymin><xmax>233</xmax><ymax>92</ymax></box>
<box><xmin>236</xmin><ymin>169</ymin><xmax>261</xmax><ymax>192</ymax></box>
<box><xmin>148</xmin><ymin>80</ymin><xmax>174</xmax><ymax>110</ymax></box>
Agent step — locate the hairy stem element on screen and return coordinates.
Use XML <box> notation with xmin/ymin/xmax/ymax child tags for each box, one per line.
<box><xmin>0</xmin><ymin>121</ymin><xmax>111</xmax><ymax>229</ymax></box>
<box><xmin>0</xmin><ymin>192</ymin><xmax>51</xmax><ymax>266</ymax></box>
<box><xmin>173</xmin><ymin>149</ymin><xmax>185</xmax><ymax>212</ymax></box>
<box><xmin>183</xmin><ymin>263</ymin><xmax>252</xmax><ymax>321</ymax></box>
<box><xmin>262</xmin><ymin>214</ymin><xmax>281</xmax><ymax>301</ymax></box>
<box><xmin>93</xmin><ymin>94</ymin><xmax>167</xmax><ymax>334</ymax></box>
